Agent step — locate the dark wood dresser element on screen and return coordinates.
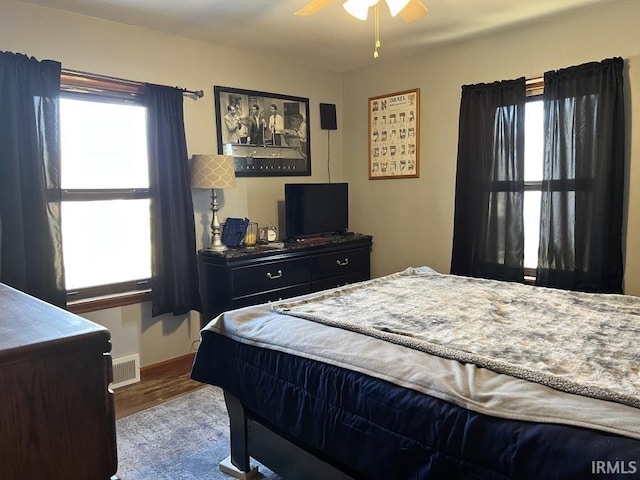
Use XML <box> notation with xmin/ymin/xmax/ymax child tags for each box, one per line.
<box><xmin>0</xmin><ymin>283</ymin><xmax>117</xmax><ymax>480</ymax></box>
<box><xmin>198</xmin><ymin>233</ymin><xmax>373</xmax><ymax>327</ymax></box>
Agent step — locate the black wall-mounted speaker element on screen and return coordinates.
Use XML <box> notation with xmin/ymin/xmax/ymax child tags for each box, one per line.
<box><xmin>319</xmin><ymin>103</ymin><xmax>337</xmax><ymax>130</ymax></box>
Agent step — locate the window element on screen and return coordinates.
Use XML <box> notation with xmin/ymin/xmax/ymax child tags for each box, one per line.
<box><xmin>453</xmin><ymin>63</ymin><xmax>623</xmax><ymax>292</ymax></box>
<box><xmin>523</xmin><ymin>97</ymin><xmax>543</xmax><ymax>275</ymax></box>
<box><xmin>60</xmin><ymin>80</ymin><xmax>151</xmax><ymax>302</ymax></box>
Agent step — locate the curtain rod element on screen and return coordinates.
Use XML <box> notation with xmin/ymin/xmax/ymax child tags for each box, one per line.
<box><xmin>180</xmin><ymin>87</ymin><xmax>205</xmax><ymax>98</ymax></box>
<box><xmin>61</xmin><ymin>68</ymin><xmax>204</xmax><ymax>99</ymax></box>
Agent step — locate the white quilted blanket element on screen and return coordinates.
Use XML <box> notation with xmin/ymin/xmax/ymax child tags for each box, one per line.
<box><xmin>275</xmin><ymin>267</ymin><xmax>640</xmax><ymax>409</ymax></box>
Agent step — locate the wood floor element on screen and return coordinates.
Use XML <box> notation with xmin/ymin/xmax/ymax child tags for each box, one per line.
<box><xmin>114</xmin><ymin>352</ymin><xmax>205</xmax><ymax>420</ymax></box>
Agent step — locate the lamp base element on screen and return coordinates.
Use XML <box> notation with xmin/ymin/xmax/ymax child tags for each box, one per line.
<box><xmin>204</xmin><ymin>242</ymin><xmax>227</xmax><ymax>252</ymax></box>
<box><xmin>206</xmin><ymin>188</ymin><xmax>227</xmax><ymax>252</ymax></box>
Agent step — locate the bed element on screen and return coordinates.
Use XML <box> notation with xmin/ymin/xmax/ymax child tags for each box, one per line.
<box><xmin>191</xmin><ymin>266</ymin><xmax>640</xmax><ymax>479</ymax></box>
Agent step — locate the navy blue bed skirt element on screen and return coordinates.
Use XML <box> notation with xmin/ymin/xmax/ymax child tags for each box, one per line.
<box><xmin>191</xmin><ymin>330</ymin><xmax>640</xmax><ymax>479</ymax></box>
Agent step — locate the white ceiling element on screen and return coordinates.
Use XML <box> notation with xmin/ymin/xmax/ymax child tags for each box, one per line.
<box><xmin>19</xmin><ymin>0</ymin><xmax>621</xmax><ymax>72</ymax></box>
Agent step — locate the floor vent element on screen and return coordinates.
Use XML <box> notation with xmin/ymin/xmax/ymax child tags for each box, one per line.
<box><xmin>111</xmin><ymin>354</ymin><xmax>140</xmax><ymax>389</ymax></box>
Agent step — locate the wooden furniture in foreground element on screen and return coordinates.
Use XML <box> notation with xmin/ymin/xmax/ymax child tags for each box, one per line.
<box><xmin>198</xmin><ymin>233</ymin><xmax>373</xmax><ymax>327</ymax></box>
<box><xmin>0</xmin><ymin>283</ymin><xmax>117</xmax><ymax>480</ymax></box>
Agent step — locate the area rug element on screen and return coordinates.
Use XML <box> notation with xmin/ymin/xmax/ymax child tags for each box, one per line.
<box><xmin>116</xmin><ymin>385</ymin><xmax>280</xmax><ymax>479</ymax></box>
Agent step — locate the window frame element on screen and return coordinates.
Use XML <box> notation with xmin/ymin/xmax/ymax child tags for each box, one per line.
<box><xmin>60</xmin><ymin>72</ymin><xmax>152</xmax><ymax>312</ymax></box>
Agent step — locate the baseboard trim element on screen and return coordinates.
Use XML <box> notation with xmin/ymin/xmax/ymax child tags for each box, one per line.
<box><xmin>141</xmin><ymin>352</ymin><xmax>196</xmax><ymax>380</ymax></box>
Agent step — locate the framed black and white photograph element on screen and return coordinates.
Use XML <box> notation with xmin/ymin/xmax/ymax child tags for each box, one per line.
<box><xmin>214</xmin><ymin>86</ymin><xmax>311</xmax><ymax>177</ymax></box>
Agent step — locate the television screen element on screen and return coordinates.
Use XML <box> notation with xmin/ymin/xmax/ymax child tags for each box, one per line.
<box><xmin>285</xmin><ymin>183</ymin><xmax>348</xmax><ymax>239</ymax></box>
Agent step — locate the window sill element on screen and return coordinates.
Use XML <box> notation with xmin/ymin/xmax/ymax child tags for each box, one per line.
<box><xmin>67</xmin><ymin>290</ymin><xmax>151</xmax><ymax>314</ymax></box>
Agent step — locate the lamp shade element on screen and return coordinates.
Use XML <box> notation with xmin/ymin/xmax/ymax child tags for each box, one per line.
<box><xmin>343</xmin><ymin>0</ymin><xmax>410</xmax><ymax>19</ymax></box>
<box><xmin>384</xmin><ymin>0</ymin><xmax>410</xmax><ymax>16</ymax></box>
<box><xmin>191</xmin><ymin>154</ymin><xmax>236</xmax><ymax>189</ymax></box>
<box><xmin>343</xmin><ymin>0</ymin><xmax>377</xmax><ymax>20</ymax></box>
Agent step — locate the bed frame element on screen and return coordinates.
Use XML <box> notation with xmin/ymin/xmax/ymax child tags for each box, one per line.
<box><xmin>221</xmin><ymin>392</ymin><xmax>354</xmax><ymax>480</ymax></box>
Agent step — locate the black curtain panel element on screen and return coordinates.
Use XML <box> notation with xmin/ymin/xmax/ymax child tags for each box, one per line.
<box><xmin>146</xmin><ymin>84</ymin><xmax>201</xmax><ymax>316</ymax></box>
<box><xmin>536</xmin><ymin>58</ymin><xmax>625</xmax><ymax>293</ymax></box>
<box><xmin>450</xmin><ymin>78</ymin><xmax>526</xmax><ymax>282</ymax></box>
<box><xmin>0</xmin><ymin>52</ymin><xmax>66</xmax><ymax>307</ymax></box>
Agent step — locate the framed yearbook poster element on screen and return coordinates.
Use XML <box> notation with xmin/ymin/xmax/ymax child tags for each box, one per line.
<box><xmin>368</xmin><ymin>88</ymin><xmax>420</xmax><ymax>179</ymax></box>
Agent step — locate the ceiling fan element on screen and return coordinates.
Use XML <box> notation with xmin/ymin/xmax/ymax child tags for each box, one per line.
<box><xmin>295</xmin><ymin>0</ymin><xmax>428</xmax><ymax>23</ymax></box>
<box><xmin>295</xmin><ymin>0</ymin><xmax>428</xmax><ymax>58</ymax></box>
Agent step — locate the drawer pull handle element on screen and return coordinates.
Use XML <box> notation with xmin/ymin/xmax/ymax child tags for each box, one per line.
<box><xmin>336</xmin><ymin>258</ymin><xmax>349</xmax><ymax>266</ymax></box>
<box><xmin>267</xmin><ymin>270</ymin><xmax>283</xmax><ymax>280</ymax></box>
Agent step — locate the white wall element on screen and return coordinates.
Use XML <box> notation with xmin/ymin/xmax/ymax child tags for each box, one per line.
<box><xmin>0</xmin><ymin>0</ymin><xmax>343</xmax><ymax>366</ymax></box>
<box><xmin>342</xmin><ymin>0</ymin><xmax>640</xmax><ymax>296</ymax></box>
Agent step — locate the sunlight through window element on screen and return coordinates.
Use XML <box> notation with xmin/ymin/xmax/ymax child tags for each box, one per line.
<box><xmin>60</xmin><ymin>97</ymin><xmax>151</xmax><ymax>292</ymax></box>
<box><xmin>524</xmin><ymin>100</ymin><xmax>543</xmax><ymax>270</ymax></box>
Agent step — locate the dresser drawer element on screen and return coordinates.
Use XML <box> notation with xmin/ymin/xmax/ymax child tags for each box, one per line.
<box><xmin>232</xmin><ymin>257</ymin><xmax>310</xmax><ymax>298</ymax></box>
<box><xmin>311</xmin><ymin>247</ymin><xmax>370</xmax><ymax>280</ymax></box>
<box><xmin>311</xmin><ymin>271</ymin><xmax>370</xmax><ymax>293</ymax></box>
<box><xmin>230</xmin><ymin>284</ymin><xmax>311</xmax><ymax>309</ymax></box>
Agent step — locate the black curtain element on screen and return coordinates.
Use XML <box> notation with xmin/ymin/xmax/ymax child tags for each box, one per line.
<box><xmin>0</xmin><ymin>52</ymin><xmax>66</xmax><ymax>307</ymax></box>
<box><xmin>536</xmin><ymin>58</ymin><xmax>625</xmax><ymax>293</ymax></box>
<box><xmin>450</xmin><ymin>78</ymin><xmax>526</xmax><ymax>282</ymax></box>
<box><xmin>146</xmin><ymin>84</ymin><xmax>201</xmax><ymax>316</ymax></box>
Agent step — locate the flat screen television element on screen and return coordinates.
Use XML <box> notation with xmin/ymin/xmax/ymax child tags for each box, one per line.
<box><xmin>284</xmin><ymin>182</ymin><xmax>348</xmax><ymax>239</ymax></box>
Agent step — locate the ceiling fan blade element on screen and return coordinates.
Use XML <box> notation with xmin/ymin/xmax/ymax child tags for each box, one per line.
<box><xmin>295</xmin><ymin>0</ymin><xmax>337</xmax><ymax>16</ymax></box>
<box><xmin>398</xmin><ymin>0</ymin><xmax>428</xmax><ymax>22</ymax></box>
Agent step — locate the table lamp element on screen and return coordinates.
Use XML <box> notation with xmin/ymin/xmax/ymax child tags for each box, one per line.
<box><xmin>191</xmin><ymin>154</ymin><xmax>236</xmax><ymax>252</ymax></box>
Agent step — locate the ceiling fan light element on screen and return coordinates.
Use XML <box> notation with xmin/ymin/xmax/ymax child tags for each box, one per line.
<box><xmin>384</xmin><ymin>0</ymin><xmax>410</xmax><ymax>16</ymax></box>
<box><xmin>343</xmin><ymin>0</ymin><xmax>377</xmax><ymax>20</ymax></box>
